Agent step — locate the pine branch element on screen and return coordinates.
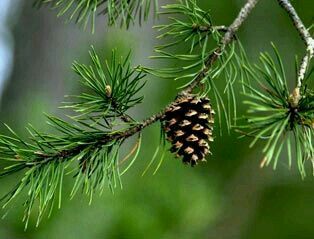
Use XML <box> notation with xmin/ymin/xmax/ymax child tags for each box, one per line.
<box><xmin>239</xmin><ymin>44</ymin><xmax>314</xmax><ymax>177</ymax></box>
<box><xmin>0</xmin><ymin>48</ymin><xmax>147</xmax><ymax>227</ymax></box>
<box><xmin>182</xmin><ymin>0</ymin><xmax>260</xmax><ymax>95</ymax></box>
<box><xmin>0</xmin><ymin>1</ymin><xmax>258</xmax><ymax>224</ymax></box>
<box><xmin>1</xmin><ymin>0</ymin><xmax>311</xmax><ymax>229</ymax></box>
<box><xmin>234</xmin><ymin>0</ymin><xmax>313</xmax><ymax>177</ymax></box>
<box><xmin>277</xmin><ymin>0</ymin><xmax>314</xmax><ymax>95</ymax></box>
<box><xmin>142</xmin><ymin>0</ymin><xmax>259</xmax><ymax>130</ymax></box>
<box><xmin>277</xmin><ymin>0</ymin><xmax>313</xmax><ymax>49</ymax></box>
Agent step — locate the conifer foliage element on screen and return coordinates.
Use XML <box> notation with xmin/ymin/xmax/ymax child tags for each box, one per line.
<box><xmin>239</xmin><ymin>45</ymin><xmax>314</xmax><ymax>177</ymax></box>
<box><xmin>0</xmin><ymin>0</ymin><xmax>312</xmax><ymax>227</ymax></box>
<box><xmin>33</xmin><ymin>0</ymin><xmax>158</xmax><ymax>31</ymax></box>
<box><xmin>0</xmin><ymin>48</ymin><xmax>145</xmax><ymax>227</ymax></box>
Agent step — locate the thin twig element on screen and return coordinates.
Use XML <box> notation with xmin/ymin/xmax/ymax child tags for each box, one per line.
<box><xmin>277</xmin><ymin>0</ymin><xmax>313</xmax><ymax>49</ymax></box>
<box><xmin>277</xmin><ymin>0</ymin><xmax>314</xmax><ymax>89</ymax></box>
<box><xmin>182</xmin><ymin>0</ymin><xmax>259</xmax><ymax>95</ymax></box>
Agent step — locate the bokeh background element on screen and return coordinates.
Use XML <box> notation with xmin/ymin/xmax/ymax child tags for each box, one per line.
<box><xmin>0</xmin><ymin>0</ymin><xmax>313</xmax><ymax>238</ymax></box>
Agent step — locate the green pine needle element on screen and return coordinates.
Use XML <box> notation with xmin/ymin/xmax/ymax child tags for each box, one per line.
<box><xmin>33</xmin><ymin>0</ymin><xmax>159</xmax><ymax>32</ymax></box>
<box><xmin>0</xmin><ymin>47</ymin><xmax>146</xmax><ymax>227</ymax></box>
<box><xmin>239</xmin><ymin>44</ymin><xmax>314</xmax><ymax>177</ymax></box>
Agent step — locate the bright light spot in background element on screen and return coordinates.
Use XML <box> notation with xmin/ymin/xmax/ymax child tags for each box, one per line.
<box><xmin>0</xmin><ymin>0</ymin><xmax>21</xmax><ymax>103</ymax></box>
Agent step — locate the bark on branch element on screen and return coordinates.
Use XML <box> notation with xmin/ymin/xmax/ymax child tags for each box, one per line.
<box><xmin>277</xmin><ymin>0</ymin><xmax>314</xmax><ymax>88</ymax></box>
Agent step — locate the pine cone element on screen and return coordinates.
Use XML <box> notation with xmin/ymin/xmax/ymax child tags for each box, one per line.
<box><xmin>162</xmin><ymin>95</ymin><xmax>215</xmax><ymax>166</ymax></box>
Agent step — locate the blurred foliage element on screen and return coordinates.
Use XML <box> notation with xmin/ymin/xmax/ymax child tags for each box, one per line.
<box><xmin>0</xmin><ymin>0</ymin><xmax>313</xmax><ymax>238</ymax></box>
<box><xmin>34</xmin><ymin>0</ymin><xmax>158</xmax><ymax>32</ymax></box>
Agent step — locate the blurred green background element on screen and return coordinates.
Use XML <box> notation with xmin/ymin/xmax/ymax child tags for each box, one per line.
<box><xmin>0</xmin><ymin>0</ymin><xmax>313</xmax><ymax>238</ymax></box>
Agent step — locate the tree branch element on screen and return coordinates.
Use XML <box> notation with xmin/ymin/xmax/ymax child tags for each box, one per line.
<box><xmin>100</xmin><ymin>0</ymin><xmax>260</xmax><ymax>148</ymax></box>
<box><xmin>182</xmin><ymin>0</ymin><xmax>259</xmax><ymax>95</ymax></box>
<box><xmin>113</xmin><ymin>0</ymin><xmax>260</xmax><ymax>141</ymax></box>
<box><xmin>277</xmin><ymin>0</ymin><xmax>313</xmax><ymax>48</ymax></box>
<box><xmin>29</xmin><ymin>0</ymin><xmax>260</xmax><ymax>166</ymax></box>
<box><xmin>277</xmin><ymin>0</ymin><xmax>314</xmax><ymax>89</ymax></box>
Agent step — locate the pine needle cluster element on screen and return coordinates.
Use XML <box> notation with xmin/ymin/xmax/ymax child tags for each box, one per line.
<box><xmin>239</xmin><ymin>45</ymin><xmax>313</xmax><ymax>177</ymax></box>
<box><xmin>0</xmin><ymin>48</ymin><xmax>145</xmax><ymax>227</ymax></box>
